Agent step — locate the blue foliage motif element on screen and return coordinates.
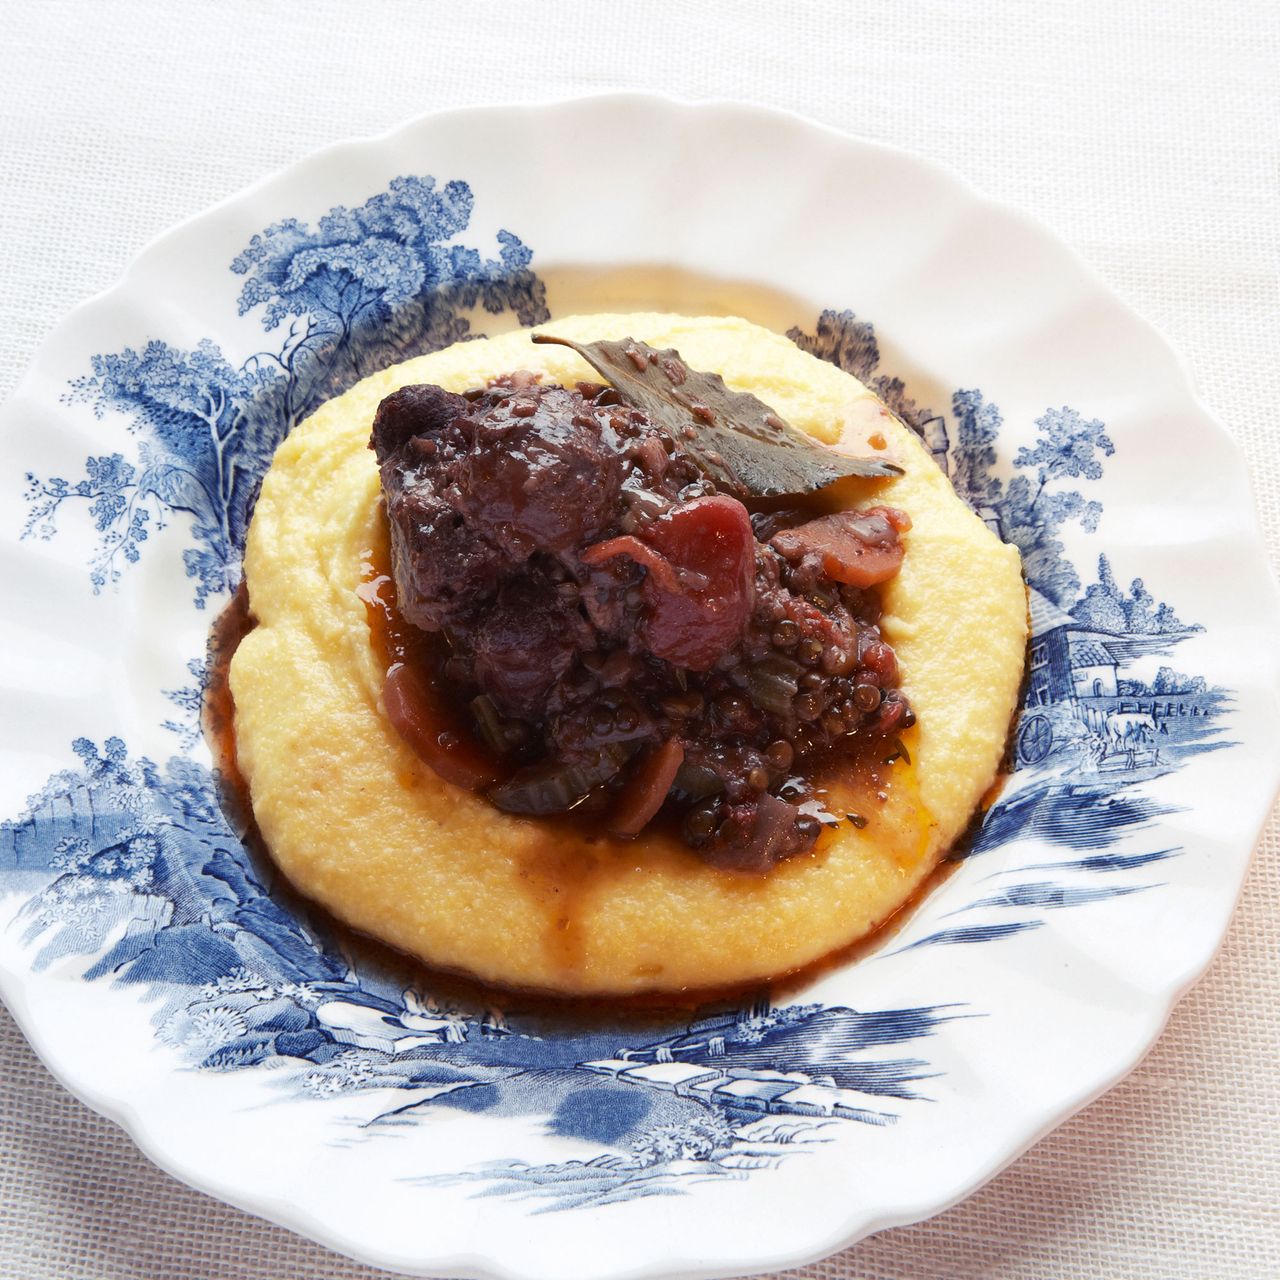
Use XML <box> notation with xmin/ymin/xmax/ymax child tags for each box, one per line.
<box><xmin>4</xmin><ymin>231</ymin><xmax>1234</xmax><ymax>1210</ymax></box>
<box><xmin>23</xmin><ymin>175</ymin><xmax>548</xmax><ymax>608</ymax></box>
<box><xmin>162</xmin><ymin>658</ymin><xmax>207</xmax><ymax>749</ymax></box>
<box><xmin>790</xmin><ymin>309</ymin><xmax>1230</xmax><ymax>958</ymax></box>
<box><xmin>0</xmin><ymin>738</ymin><xmax>960</xmax><ymax>1207</ymax></box>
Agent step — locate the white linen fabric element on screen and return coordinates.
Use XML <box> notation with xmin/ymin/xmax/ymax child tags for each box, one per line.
<box><xmin>0</xmin><ymin>2</ymin><xmax>1276</xmax><ymax>1276</ymax></box>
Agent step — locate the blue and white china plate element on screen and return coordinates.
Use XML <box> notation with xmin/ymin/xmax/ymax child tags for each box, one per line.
<box><xmin>1</xmin><ymin>97</ymin><xmax>1277</xmax><ymax>1280</ymax></box>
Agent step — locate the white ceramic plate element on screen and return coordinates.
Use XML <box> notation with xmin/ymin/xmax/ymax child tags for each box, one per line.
<box><xmin>1</xmin><ymin>96</ymin><xmax>1277</xmax><ymax>1280</ymax></box>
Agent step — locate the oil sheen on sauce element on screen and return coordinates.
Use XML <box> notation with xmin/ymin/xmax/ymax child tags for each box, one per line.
<box><xmin>207</xmin><ymin>558</ymin><xmax>956</xmax><ymax>1012</ymax></box>
<box><xmin>354</xmin><ymin>534</ymin><xmax>940</xmax><ymax>983</ymax></box>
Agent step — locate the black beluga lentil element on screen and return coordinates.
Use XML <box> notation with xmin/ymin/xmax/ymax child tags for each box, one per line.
<box><xmin>369</xmin><ymin>344</ymin><xmax>914</xmax><ymax>871</ymax></box>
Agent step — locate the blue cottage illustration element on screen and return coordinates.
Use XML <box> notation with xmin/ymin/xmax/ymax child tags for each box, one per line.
<box><xmin>4</xmin><ymin>200</ymin><xmax>1235</xmax><ymax>1213</ymax></box>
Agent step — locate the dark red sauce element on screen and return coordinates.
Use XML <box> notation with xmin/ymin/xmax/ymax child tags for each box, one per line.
<box><xmin>369</xmin><ymin>374</ymin><xmax>917</xmax><ymax>870</ymax></box>
<box><xmin>204</xmin><ymin>585</ymin><xmax>987</xmax><ymax>1010</ymax></box>
<box><xmin>198</xmin><ymin>352</ymin><xmax>1011</xmax><ymax>1005</ymax></box>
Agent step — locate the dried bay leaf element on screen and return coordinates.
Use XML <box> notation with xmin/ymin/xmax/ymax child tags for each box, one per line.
<box><xmin>531</xmin><ymin>334</ymin><xmax>902</xmax><ymax>499</ymax></box>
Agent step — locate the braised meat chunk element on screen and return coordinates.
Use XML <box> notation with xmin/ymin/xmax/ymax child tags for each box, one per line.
<box><xmin>370</xmin><ymin>362</ymin><xmax>913</xmax><ymax>871</ymax></box>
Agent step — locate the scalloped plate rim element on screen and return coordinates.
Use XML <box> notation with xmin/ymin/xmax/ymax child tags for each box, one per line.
<box><xmin>0</xmin><ymin>94</ymin><xmax>1277</xmax><ymax>1280</ymax></box>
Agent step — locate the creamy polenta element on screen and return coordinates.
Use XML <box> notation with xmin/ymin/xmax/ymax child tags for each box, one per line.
<box><xmin>229</xmin><ymin>314</ymin><xmax>1026</xmax><ymax>995</ymax></box>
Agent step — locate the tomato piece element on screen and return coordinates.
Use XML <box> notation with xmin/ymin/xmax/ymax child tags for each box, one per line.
<box><xmin>580</xmin><ymin>534</ymin><xmax>679</xmax><ymax>592</ymax></box>
<box><xmin>641</xmin><ymin>495</ymin><xmax>756</xmax><ymax>669</ymax></box>
<box><xmin>770</xmin><ymin>507</ymin><xmax>910</xmax><ymax>588</ymax></box>
<box><xmin>587</xmin><ymin>495</ymin><xmax>757</xmax><ymax>671</ymax></box>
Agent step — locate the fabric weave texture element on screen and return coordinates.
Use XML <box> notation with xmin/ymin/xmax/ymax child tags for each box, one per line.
<box><xmin>0</xmin><ymin>2</ymin><xmax>1276</xmax><ymax>1276</ymax></box>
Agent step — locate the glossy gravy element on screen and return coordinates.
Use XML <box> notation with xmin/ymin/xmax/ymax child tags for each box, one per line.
<box><xmin>207</xmin><ymin>562</ymin><xmax>970</xmax><ymax>1011</ymax></box>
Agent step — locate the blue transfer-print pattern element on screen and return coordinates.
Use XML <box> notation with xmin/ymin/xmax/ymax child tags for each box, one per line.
<box><xmin>3</xmin><ymin>194</ymin><xmax>1233</xmax><ymax>1213</ymax></box>
<box><xmin>161</xmin><ymin>658</ymin><xmax>207</xmax><ymax>749</ymax></box>
<box><xmin>0</xmin><ymin>743</ymin><xmax>962</xmax><ymax>1209</ymax></box>
<box><xmin>791</xmin><ymin>310</ymin><xmax>1231</xmax><ymax>953</ymax></box>
<box><xmin>23</xmin><ymin>175</ymin><xmax>548</xmax><ymax>608</ymax></box>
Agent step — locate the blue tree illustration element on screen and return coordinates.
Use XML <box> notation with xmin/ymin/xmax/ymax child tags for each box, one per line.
<box><xmin>1073</xmin><ymin>553</ymin><xmax>1201</xmax><ymax>636</ymax></box>
<box><xmin>788</xmin><ymin>309</ymin><xmax>940</xmax><ymax>431</ymax></box>
<box><xmin>787</xmin><ymin>308</ymin><xmax>880</xmax><ymax>382</ymax></box>
<box><xmin>27</xmin><ymin>339</ymin><xmax>275</xmax><ymax>607</ymax></box>
<box><xmin>789</xmin><ymin>312</ymin><xmax>1121</xmax><ymax>607</ymax></box>
<box><xmin>948</xmin><ymin>395</ymin><xmax>1114</xmax><ymax>605</ymax></box>
<box><xmin>949</xmin><ymin>388</ymin><xmax>1006</xmax><ymax>510</ymax></box>
<box><xmin>7</xmin><ymin>736</ymin><xmax>351</xmax><ymax>989</ymax></box>
<box><xmin>1071</xmin><ymin>554</ymin><xmax>1130</xmax><ymax>632</ymax></box>
<box><xmin>1002</xmin><ymin>406</ymin><xmax>1114</xmax><ymax>604</ymax></box>
<box><xmin>23</xmin><ymin>174</ymin><xmax>549</xmax><ymax>609</ymax></box>
<box><xmin>794</xmin><ymin>310</ymin><xmax>1208</xmax><ymax>629</ymax></box>
<box><xmin>232</xmin><ymin>175</ymin><xmax>547</xmax><ymax>430</ymax></box>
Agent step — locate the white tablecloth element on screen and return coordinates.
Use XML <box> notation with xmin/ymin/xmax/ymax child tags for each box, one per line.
<box><xmin>1</xmin><ymin>2</ymin><xmax>1276</xmax><ymax>1276</ymax></box>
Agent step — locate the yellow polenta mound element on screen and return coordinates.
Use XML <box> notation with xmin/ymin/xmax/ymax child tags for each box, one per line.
<box><xmin>230</xmin><ymin>314</ymin><xmax>1026</xmax><ymax>995</ymax></box>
